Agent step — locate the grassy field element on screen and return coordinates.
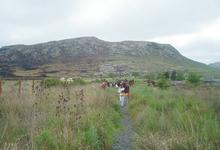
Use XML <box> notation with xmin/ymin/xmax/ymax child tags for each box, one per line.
<box><xmin>129</xmin><ymin>81</ymin><xmax>220</xmax><ymax>150</ymax></box>
<box><xmin>0</xmin><ymin>80</ymin><xmax>122</xmax><ymax>150</ymax></box>
<box><xmin>0</xmin><ymin>79</ymin><xmax>220</xmax><ymax>150</ymax></box>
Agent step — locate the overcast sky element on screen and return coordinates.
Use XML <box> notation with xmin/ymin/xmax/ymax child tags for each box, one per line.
<box><xmin>0</xmin><ymin>0</ymin><xmax>220</xmax><ymax>64</ymax></box>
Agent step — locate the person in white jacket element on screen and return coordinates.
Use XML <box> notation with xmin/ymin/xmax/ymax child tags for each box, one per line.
<box><xmin>118</xmin><ymin>83</ymin><xmax>125</xmax><ymax>107</ymax></box>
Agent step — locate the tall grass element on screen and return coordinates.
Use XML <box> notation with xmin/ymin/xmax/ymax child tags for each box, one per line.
<box><xmin>0</xmin><ymin>80</ymin><xmax>121</xmax><ymax>149</ymax></box>
<box><xmin>129</xmin><ymin>83</ymin><xmax>220</xmax><ymax>150</ymax></box>
<box><xmin>41</xmin><ymin>78</ymin><xmax>87</xmax><ymax>88</ymax></box>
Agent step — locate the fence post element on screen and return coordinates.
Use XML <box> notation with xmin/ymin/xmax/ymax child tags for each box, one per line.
<box><xmin>32</xmin><ymin>80</ymin><xmax>35</xmax><ymax>94</ymax></box>
<box><xmin>0</xmin><ymin>79</ymin><xmax>2</xmax><ymax>96</ymax></box>
<box><xmin>18</xmin><ymin>80</ymin><xmax>22</xmax><ymax>97</ymax></box>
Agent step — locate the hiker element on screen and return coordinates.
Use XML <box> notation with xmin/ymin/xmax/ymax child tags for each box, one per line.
<box><xmin>118</xmin><ymin>82</ymin><xmax>125</xmax><ymax>107</ymax></box>
<box><xmin>123</xmin><ymin>82</ymin><xmax>130</xmax><ymax>106</ymax></box>
<box><xmin>100</xmin><ymin>81</ymin><xmax>107</xmax><ymax>89</ymax></box>
<box><xmin>129</xmin><ymin>79</ymin><xmax>135</xmax><ymax>86</ymax></box>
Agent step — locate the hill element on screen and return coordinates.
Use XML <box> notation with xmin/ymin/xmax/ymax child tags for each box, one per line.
<box><xmin>210</xmin><ymin>62</ymin><xmax>220</xmax><ymax>70</ymax></box>
<box><xmin>0</xmin><ymin>36</ymin><xmax>219</xmax><ymax>77</ymax></box>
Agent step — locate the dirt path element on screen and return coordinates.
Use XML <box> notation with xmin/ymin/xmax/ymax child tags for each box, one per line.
<box><xmin>112</xmin><ymin>105</ymin><xmax>134</xmax><ymax>150</ymax></box>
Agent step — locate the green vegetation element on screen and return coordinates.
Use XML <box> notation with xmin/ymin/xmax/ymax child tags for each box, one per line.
<box><xmin>41</xmin><ymin>78</ymin><xmax>62</xmax><ymax>87</ymax></box>
<box><xmin>176</xmin><ymin>72</ymin><xmax>185</xmax><ymax>81</ymax></box>
<box><xmin>186</xmin><ymin>72</ymin><xmax>201</xmax><ymax>86</ymax></box>
<box><xmin>107</xmin><ymin>73</ymin><xmax>117</xmax><ymax>78</ymax></box>
<box><xmin>163</xmin><ymin>72</ymin><xmax>170</xmax><ymax>79</ymax></box>
<box><xmin>41</xmin><ymin>78</ymin><xmax>87</xmax><ymax>88</ymax></box>
<box><xmin>170</xmin><ymin>70</ymin><xmax>177</xmax><ymax>80</ymax></box>
<box><xmin>170</xmin><ymin>70</ymin><xmax>186</xmax><ymax>81</ymax></box>
<box><xmin>1</xmin><ymin>78</ymin><xmax>220</xmax><ymax>149</ymax></box>
<box><xmin>129</xmin><ymin>82</ymin><xmax>220</xmax><ymax>149</ymax></box>
<box><xmin>156</xmin><ymin>77</ymin><xmax>170</xmax><ymax>89</ymax></box>
<box><xmin>132</xmin><ymin>72</ymin><xmax>140</xmax><ymax>77</ymax></box>
<box><xmin>72</xmin><ymin>78</ymin><xmax>87</xmax><ymax>85</ymax></box>
<box><xmin>0</xmin><ymin>81</ymin><xmax>121</xmax><ymax>149</ymax></box>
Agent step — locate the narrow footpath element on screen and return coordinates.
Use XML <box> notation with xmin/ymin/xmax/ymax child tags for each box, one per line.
<box><xmin>112</xmin><ymin>105</ymin><xmax>134</xmax><ymax>150</ymax></box>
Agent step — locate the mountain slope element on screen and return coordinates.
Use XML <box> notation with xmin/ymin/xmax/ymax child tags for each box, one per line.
<box><xmin>0</xmin><ymin>36</ymin><xmax>219</xmax><ymax>77</ymax></box>
<box><xmin>210</xmin><ymin>62</ymin><xmax>220</xmax><ymax>70</ymax></box>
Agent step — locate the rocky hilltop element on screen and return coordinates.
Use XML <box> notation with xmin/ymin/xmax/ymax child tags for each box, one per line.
<box><xmin>0</xmin><ymin>36</ymin><xmax>218</xmax><ymax>77</ymax></box>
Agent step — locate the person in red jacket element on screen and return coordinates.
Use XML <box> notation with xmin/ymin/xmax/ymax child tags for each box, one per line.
<box><xmin>121</xmin><ymin>82</ymin><xmax>129</xmax><ymax>106</ymax></box>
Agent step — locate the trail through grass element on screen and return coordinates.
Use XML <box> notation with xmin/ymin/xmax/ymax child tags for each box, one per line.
<box><xmin>112</xmin><ymin>105</ymin><xmax>134</xmax><ymax>150</ymax></box>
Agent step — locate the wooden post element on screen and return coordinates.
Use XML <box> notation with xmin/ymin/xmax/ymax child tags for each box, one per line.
<box><xmin>32</xmin><ymin>80</ymin><xmax>35</xmax><ymax>94</ymax></box>
<box><xmin>18</xmin><ymin>80</ymin><xmax>22</xmax><ymax>97</ymax></box>
<box><xmin>0</xmin><ymin>79</ymin><xmax>2</xmax><ymax>96</ymax></box>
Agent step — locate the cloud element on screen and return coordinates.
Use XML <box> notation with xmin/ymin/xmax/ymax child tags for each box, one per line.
<box><xmin>149</xmin><ymin>19</ymin><xmax>220</xmax><ymax>63</ymax></box>
<box><xmin>182</xmin><ymin>39</ymin><xmax>220</xmax><ymax>64</ymax></box>
<box><xmin>68</xmin><ymin>0</ymin><xmax>128</xmax><ymax>26</ymax></box>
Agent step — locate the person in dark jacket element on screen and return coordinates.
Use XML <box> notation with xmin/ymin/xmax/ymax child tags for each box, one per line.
<box><xmin>122</xmin><ymin>82</ymin><xmax>129</xmax><ymax>106</ymax></box>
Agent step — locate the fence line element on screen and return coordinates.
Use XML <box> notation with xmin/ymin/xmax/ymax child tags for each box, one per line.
<box><xmin>32</xmin><ymin>80</ymin><xmax>35</xmax><ymax>94</ymax></box>
<box><xmin>0</xmin><ymin>79</ymin><xmax>42</xmax><ymax>96</ymax></box>
<box><xmin>1</xmin><ymin>77</ymin><xmax>46</xmax><ymax>81</ymax></box>
<box><xmin>0</xmin><ymin>80</ymin><xmax>2</xmax><ymax>96</ymax></box>
<box><xmin>18</xmin><ymin>80</ymin><xmax>22</xmax><ymax>97</ymax></box>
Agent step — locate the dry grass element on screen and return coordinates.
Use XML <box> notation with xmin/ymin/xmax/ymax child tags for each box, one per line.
<box><xmin>0</xmin><ymin>80</ymin><xmax>121</xmax><ymax>149</ymax></box>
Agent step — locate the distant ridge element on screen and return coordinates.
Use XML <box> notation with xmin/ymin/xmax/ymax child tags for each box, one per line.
<box><xmin>0</xmin><ymin>36</ymin><xmax>219</xmax><ymax>77</ymax></box>
<box><xmin>210</xmin><ymin>62</ymin><xmax>220</xmax><ymax>70</ymax></box>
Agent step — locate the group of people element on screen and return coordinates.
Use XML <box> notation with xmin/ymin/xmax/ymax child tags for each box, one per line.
<box><xmin>100</xmin><ymin>79</ymin><xmax>131</xmax><ymax>107</ymax></box>
<box><xmin>116</xmin><ymin>81</ymin><xmax>130</xmax><ymax>107</ymax></box>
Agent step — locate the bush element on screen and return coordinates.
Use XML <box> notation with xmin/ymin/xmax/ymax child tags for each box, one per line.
<box><xmin>145</xmin><ymin>73</ymin><xmax>156</xmax><ymax>80</ymax></box>
<box><xmin>157</xmin><ymin>77</ymin><xmax>170</xmax><ymax>89</ymax></box>
<box><xmin>73</xmin><ymin>78</ymin><xmax>87</xmax><ymax>85</ymax></box>
<box><xmin>41</xmin><ymin>78</ymin><xmax>61</xmax><ymax>87</ymax></box>
<box><xmin>163</xmin><ymin>72</ymin><xmax>170</xmax><ymax>79</ymax></box>
<box><xmin>41</xmin><ymin>78</ymin><xmax>87</xmax><ymax>88</ymax></box>
<box><xmin>187</xmin><ymin>72</ymin><xmax>201</xmax><ymax>86</ymax></box>
<box><xmin>108</xmin><ymin>73</ymin><xmax>117</xmax><ymax>78</ymax></box>
<box><xmin>176</xmin><ymin>72</ymin><xmax>185</xmax><ymax>81</ymax></box>
<box><xmin>132</xmin><ymin>72</ymin><xmax>140</xmax><ymax>77</ymax></box>
<box><xmin>157</xmin><ymin>72</ymin><xmax>170</xmax><ymax>80</ymax></box>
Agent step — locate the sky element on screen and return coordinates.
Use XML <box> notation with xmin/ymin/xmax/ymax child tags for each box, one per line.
<box><xmin>0</xmin><ymin>0</ymin><xmax>220</xmax><ymax>64</ymax></box>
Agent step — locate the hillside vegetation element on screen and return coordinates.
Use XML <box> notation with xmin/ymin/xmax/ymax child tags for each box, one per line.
<box><xmin>1</xmin><ymin>37</ymin><xmax>220</xmax><ymax>78</ymax></box>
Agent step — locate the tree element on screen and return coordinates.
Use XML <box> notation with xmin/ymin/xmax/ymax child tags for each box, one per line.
<box><xmin>187</xmin><ymin>72</ymin><xmax>201</xmax><ymax>85</ymax></box>
<box><xmin>171</xmin><ymin>70</ymin><xmax>177</xmax><ymax>81</ymax></box>
<box><xmin>163</xmin><ymin>71</ymin><xmax>170</xmax><ymax>79</ymax></box>
<box><xmin>176</xmin><ymin>72</ymin><xmax>185</xmax><ymax>81</ymax></box>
